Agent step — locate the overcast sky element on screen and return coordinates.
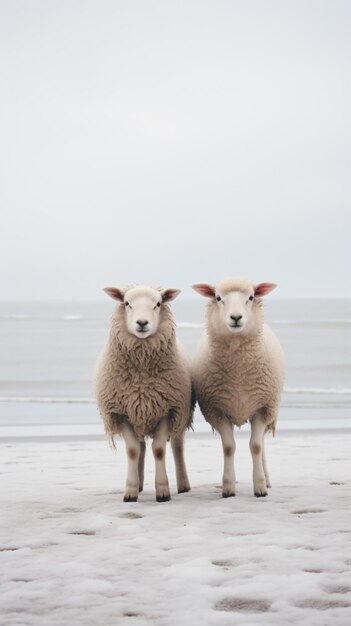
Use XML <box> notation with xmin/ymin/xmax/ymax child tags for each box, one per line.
<box><xmin>1</xmin><ymin>0</ymin><xmax>350</xmax><ymax>300</ymax></box>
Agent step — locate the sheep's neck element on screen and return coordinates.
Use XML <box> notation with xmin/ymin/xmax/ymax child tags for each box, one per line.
<box><xmin>112</xmin><ymin>331</ymin><xmax>177</xmax><ymax>370</ymax></box>
<box><xmin>208</xmin><ymin>329</ymin><xmax>263</xmax><ymax>360</ymax></box>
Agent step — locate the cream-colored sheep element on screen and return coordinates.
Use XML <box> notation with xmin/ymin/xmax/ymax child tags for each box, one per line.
<box><xmin>192</xmin><ymin>277</ymin><xmax>285</xmax><ymax>497</ymax></box>
<box><xmin>94</xmin><ymin>285</ymin><xmax>194</xmax><ymax>502</ymax></box>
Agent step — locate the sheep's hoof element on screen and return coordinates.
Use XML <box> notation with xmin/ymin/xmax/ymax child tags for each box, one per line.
<box><xmin>138</xmin><ymin>486</ymin><xmax>144</xmax><ymax>493</ymax></box>
<box><xmin>156</xmin><ymin>494</ymin><xmax>171</xmax><ymax>502</ymax></box>
<box><xmin>123</xmin><ymin>495</ymin><xmax>138</xmax><ymax>502</ymax></box>
<box><xmin>254</xmin><ymin>491</ymin><xmax>268</xmax><ymax>498</ymax></box>
<box><xmin>178</xmin><ymin>485</ymin><xmax>191</xmax><ymax>494</ymax></box>
<box><xmin>222</xmin><ymin>491</ymin><xmax>235</xmax><ymax>498</ymax></box>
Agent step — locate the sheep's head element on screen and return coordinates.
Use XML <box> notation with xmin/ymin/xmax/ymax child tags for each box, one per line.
<box><xmin>192</xmin><ymin>278</ymin><xmax>277</xmax><ymax>338</ymax></box>
<box><xmin>104</xmin><ymin>285</ymin><xmax>180</xmax><ymax>339</ymax></box>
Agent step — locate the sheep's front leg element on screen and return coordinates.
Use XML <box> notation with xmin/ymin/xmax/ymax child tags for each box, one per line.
<box><xmin>119</xmin><ymin>423</ymin><xmax>141</xmax><ymax>502</ymax></box>
<box><xmin>250</xmin><ymin>416</ymin><xmax>268</xmax><ymax>497</ymax></box>
<box><xmin>171</xmin><ymin>432</ymin><xmax>190</xmax><ymax>494</ymax></box>
<box><xmin>152</xmin><ymin>417</ymin><xmax>171</xmax><ymax>502</ymax></box>
<box><xmin>216</xmin><ymin>419</ymin><xmax>236</xmax><ymax>497</ymax></box>
<box><xmin>138</xmin><ymin>440</ymin><xmax>146</xmax><ymax>492</ymax></box>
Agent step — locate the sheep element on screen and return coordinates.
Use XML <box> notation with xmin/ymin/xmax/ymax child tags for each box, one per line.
<box><xmin>192</xmin><ymin>277</ymin><xmax>285</xmax><ymax>498</ymax></box>
<box><xmin>94</xmin><ymin>284</ymin><xmax>194</xmax><ymax>502</ymax></box>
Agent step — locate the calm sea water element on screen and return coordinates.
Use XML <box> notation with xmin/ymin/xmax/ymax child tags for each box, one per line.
<box><xmin>0</xmin><ymin>299</ymin><xmax>350</xmax><ymax>433</ymax></box>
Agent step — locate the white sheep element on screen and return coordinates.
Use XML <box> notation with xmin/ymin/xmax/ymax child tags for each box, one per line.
<box><xmin>192</xmin><ymin>277</ymin><xmax>285</xmax><ymax>498</ymax></box>
<box><xmin>94</xmin><ymin>285</ymin><xmax>194</xmax><ymax>502</ymax></box>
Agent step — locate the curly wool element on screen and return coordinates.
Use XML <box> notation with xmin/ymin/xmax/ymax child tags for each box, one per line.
<box><xmin>94</xmin><ymin>303</ymin><xmax>194</xmax><ymax>442</ymax></box>
<box><xmin>192</xmin><ymin>278</ymin><xmax>285</xmax><ymax>434</ymax></box>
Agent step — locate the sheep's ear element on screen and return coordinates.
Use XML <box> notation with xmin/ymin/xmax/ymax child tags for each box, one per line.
<box><xmin>103</xmin><ymin>287</ymin><xmax>124</xmax><ymax>301</ymax></box>
<box><xmin>161</xmin><ymin>288</ymin><xmax>181</xmax><ymax>303</ymax></box>
<box><xmin>254</xmin><ymin>283</ymin><xmax>277</xmax><ymax>297</ymax></box>
<box><xmin>192</xmin><ymin>283</ymin><xmax>216</xmax><ymax>298</ymax></box>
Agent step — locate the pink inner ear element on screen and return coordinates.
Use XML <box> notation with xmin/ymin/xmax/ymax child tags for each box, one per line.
<box><xmin>192</xmin><ymin>283</ymin><xmax>216</xmax><ymax>298</ymax></box>
<box><xmin>162</xmin><ymin>288</ymin><xmax>181</xmax><ymax>303</ymax></box>
<box><xmin>103</xmin><ymin>287</ymin><xmax>124</xmax><ymax>301</ymax></box>
<box><xmin>254</xmin><ymin>283</ymin><xmax>277</xmax><ymax>297</ymax></box>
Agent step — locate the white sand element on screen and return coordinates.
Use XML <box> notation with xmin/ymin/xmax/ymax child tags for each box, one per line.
<box><xmin>1</xmin><ymin>429</ymin><xmax>350</xmax><ymax>626</ymax></box>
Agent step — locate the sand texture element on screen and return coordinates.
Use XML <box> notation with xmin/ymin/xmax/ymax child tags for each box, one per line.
<box><xmin>1</xmin><ymin>430</ymin><xmax>350</xmax><ymax>625</ymax></box>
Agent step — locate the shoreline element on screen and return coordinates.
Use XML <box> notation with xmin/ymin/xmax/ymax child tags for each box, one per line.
<box><xmin>1</xmin><ymin>425</ymin><xmax>350</xmax><ymax>444</ymax></box>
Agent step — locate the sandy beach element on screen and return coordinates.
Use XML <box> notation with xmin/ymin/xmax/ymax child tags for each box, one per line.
<box><xmin>1</xmin><ymin>429</ymin><xmax>350</xmax><ymax>626</ymax></box>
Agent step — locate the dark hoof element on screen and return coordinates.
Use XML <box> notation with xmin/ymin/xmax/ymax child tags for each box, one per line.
<box><xmin>178</xmin><ymin>486</ymin><xmax>191</xmax><ymax>494</ymax></box>
<box><xmin>138</xmin><ymin>487</ymin><xmax>143</xmax><ymax>493</ymax></box>
<box><xmin>254</xmin><ymin>492</ymin><xmax>268</xmax><ymax>498</ymax></box>
<box><xmin>123</xmin><ymin>495</ymin><xmax>138</xmax><ymax>502</ymax></box>
<box><xmin>222</xmin><ymin>491</ymin><xmax>235</xmax><ymax>498</ymax></box>
<box><xmin>156</xmin><ymin>494</ymin><xmax>171</xmax><ymax>502</ymax></box>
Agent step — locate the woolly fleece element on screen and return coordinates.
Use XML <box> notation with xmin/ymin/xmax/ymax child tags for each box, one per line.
<box><xmin>192</xmin><ymin>277</ymin><xmax>285</xmax><ymax>433</ymax></box>
<box><xmin>95</xmin><ymin>296</ymin><xmax>194</xmax><ymax>442</ymax></box>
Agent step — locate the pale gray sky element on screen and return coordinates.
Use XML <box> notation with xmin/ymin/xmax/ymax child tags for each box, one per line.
<box><xmin>1</xmin><ymin>0</ymin><xmax>350</xmax><ymax>300</ymax></box>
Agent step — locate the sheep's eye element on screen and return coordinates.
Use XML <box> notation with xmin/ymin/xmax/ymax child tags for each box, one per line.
<box><xmin>124</xmin><ymin>301</ymin><xmax>129</xmax><ymax>307</ymax></box>
<box><xmin>156</xmin><ymin>302</ymin><xmax>161</xmax><ymax>308</ymax></box>
<box><xmin>216</xmin><ymin>295</ymin><xmax>221</xmax><ymax>302</ymax></box>
<box><xmin>249</xmin><ymin>295</ymin><xmax>254</xmax><ymax>301</ymax></box>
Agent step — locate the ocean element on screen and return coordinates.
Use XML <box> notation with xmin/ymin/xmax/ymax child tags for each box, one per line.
<box><xmin>0</xmin><ymin>298</ymin><xmax>350</xmax><ymax>435</ymax></box>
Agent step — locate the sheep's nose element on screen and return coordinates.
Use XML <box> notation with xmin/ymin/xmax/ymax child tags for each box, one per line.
<box><xmin>136</xmin><ymin>319</ymin><xmax>148</xmax><ymax>328</ymax></box>
<box><xmin>230</xmin><ymin>315</ymin><xmax>242</xmax><ymax>324</ymax></box>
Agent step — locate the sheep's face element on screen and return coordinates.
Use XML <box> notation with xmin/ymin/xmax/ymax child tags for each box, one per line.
<box><xmin>123</xmin><ymin>287</ymin><xmax>163</xmax><ymax>338</ymax></box>
<box><xmin>192</xmin><ymin>279</ymin><xmax>277</xmax><ymax>338</ymax></box>
<box><xmin>214</xmin><ymin>288</ymin><xmax>255</xmax><ymax>334</ymax></box>
<box><xmin>103</xmin><ymin>285</ymin><xmax>180</xmax><ymax>339</ymax></box>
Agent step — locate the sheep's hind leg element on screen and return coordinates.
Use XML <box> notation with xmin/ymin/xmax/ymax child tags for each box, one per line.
<box><xmin>250</xmin><ymin>416</ymin><xmax>268</xmax><ymax>497</ymax></box>
<box><xmin>171</xmin><ymin>432</ymin><xmax>190</xmax><ymax>494</ymax></box>
<box><xmin>120</xmin><ymin>423</ymin><xmax>141</xmax><ymax>502</ymax></box>
<box><xmin>152</xmin><ymin>417</ymin><xmax>171</xmax><ymax>502</ymax></box>
<box><xmin>138</xmin><ymin>440</ymin><xmax>146</xmax><ymax>492</ymax></box>
<box><xmin>216</xmin><ymin>419</ymin><xmax>236</xmax><ymax>498</ymax></box>
<box><xmin>262</xmin><ymin>437</ymin><xmax>271</xmax><ymax>489</ymax></box>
